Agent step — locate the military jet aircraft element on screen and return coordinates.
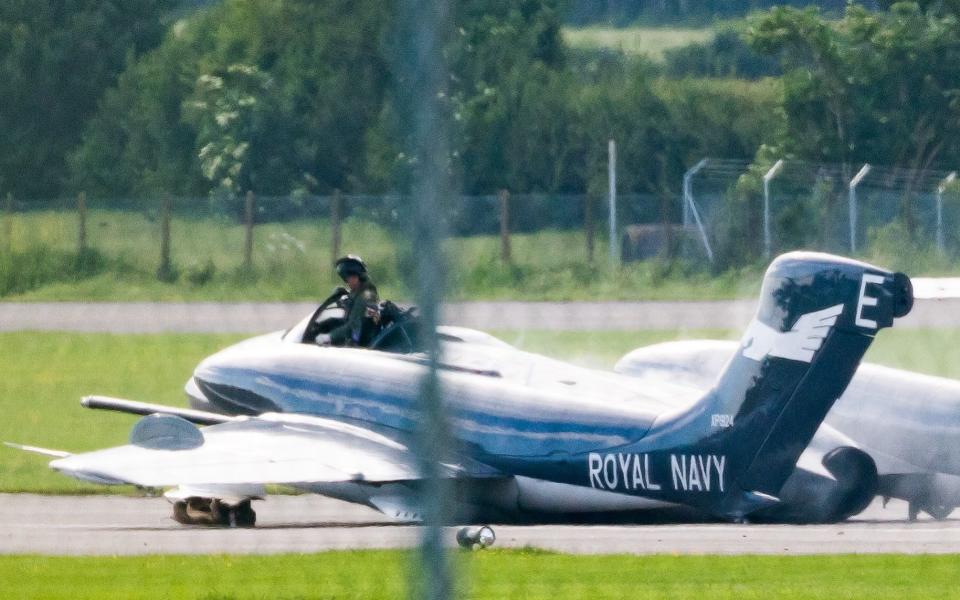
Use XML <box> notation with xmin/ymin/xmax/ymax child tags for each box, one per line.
<box><xmin>10</xmin><ymin>252</ymin><xmax>914</xmax><ymax>545</ymax></box>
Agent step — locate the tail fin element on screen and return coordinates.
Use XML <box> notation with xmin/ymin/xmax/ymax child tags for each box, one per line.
<box><xmin>656</xmin><ymin>252</ymin><xmax>912</xmax><ymax>512</ymax></box>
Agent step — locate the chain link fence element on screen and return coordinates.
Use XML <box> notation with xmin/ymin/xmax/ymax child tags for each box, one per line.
<box><xmin>681</xmin><ymin>159</ymin><xmax>960</xmax><ymax>269</ymax></box>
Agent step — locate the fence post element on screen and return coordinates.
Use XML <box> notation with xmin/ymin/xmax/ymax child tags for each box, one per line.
<box><xmin>937</xmin><ymin>172</ymin><xmax>956</xmax><ymax>253</ymax></box>
<box><xmin>585</xmin><ymin>194</ymin><xmax>595</xmax><ymax>263</ymax></box>
<box><xmin>158</xmin><ymin>196</ymin><xmax>173</xmax><ymax>281</ymax></box>
<box><xmin>244</xmin><ymin>190</ymin><xmax>255</xmax><ymax>271</ymax></box>
<box><xmin>848</xmin><ymin>164</ymin><xmax>871</xmax><ymax>254</ymax></box>
<box><xmin>77</xmin><ymin>192</ymin><xmax>87</xmax><ymax>254</ymax></box>
<box><xmin>762</xmin><ymin>160</ymin><xmax>784</xmax><ymax>259</ymax></box>
<box><xmin>3</xmin><ymin>193</ymin><xmax>13</xmax><ymax>252</ymax></box>
<box><xmin>331</xmin><ymin>189</ymin><xmax>342</xmax><ymax>265</ymax></box>
<box><xmin>682</xmin><ymin>159</ymin><xmax>713</xmax><ymax>263</ymax></box>
<box><xmin>499</xmin><ymin>189</ymin><xmax>511</xmax><ymax>263</ymax></box>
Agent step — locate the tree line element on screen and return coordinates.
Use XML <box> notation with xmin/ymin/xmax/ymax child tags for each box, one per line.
<box><xmin>3</xmin><ymin>0</ymin><xmax>960</xmax><ymax>215</ymax></box>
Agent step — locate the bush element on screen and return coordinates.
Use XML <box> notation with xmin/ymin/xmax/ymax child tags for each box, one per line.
<box><xmin>664</xmin><ymin>28</ymin><xmax>781</xmax><ymax>79</ymax></box>
<box><xmin>0</xmin><ymin>247</ymin><xmax>105</xmax><ymax>297</ymax></box>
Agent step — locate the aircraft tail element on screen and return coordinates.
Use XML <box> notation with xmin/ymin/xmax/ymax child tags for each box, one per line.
<box><xmin>653</xmin><ymin>252</ymin><xmax>912</xmax><ymax>515</ymax></box>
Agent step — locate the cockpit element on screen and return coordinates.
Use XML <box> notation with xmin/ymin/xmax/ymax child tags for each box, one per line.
<box><xmin>282</xmin><ymin>288</ymin><xmax>422</xmax><ymax>353</ymax></box>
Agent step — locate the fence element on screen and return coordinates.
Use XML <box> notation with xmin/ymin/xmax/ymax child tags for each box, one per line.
<box><xmin>682</xmin><ymin>159</ymin><xmax>960</xmax><ymax>266</ymax></box>
<box><xmin>2</xmin><ymin>160</ymin><xmax>959</xmax><ymax>296</ymax></box>
<box><xmin>0</xmin><ymin>192</ymin><xmax>675</xmax><ymax>293</ymax></box>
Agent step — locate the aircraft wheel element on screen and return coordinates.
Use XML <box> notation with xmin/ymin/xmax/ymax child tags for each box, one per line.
<box><xmin>231</xmin><ymin>500</ymin><xmax>257</xmax><ymax>528</ymax></box>
<box><xmin>170</xmin><ymin>497</ymin><xmax>227</xmax><ymax>526</ymax></box>
<box><xmin>456</xmin><ymin>526</ymin><xmax>495</xmax><ymax>550</ymax></box>
<box><xmin>172</xmin><ymin>501</ymin><xmax>191</xmax><ymax>525</ymax></box>
<box><xmin>924</xmin><ymin>504</ymin><xmax>954</xmax><ymax>521</ymax></box>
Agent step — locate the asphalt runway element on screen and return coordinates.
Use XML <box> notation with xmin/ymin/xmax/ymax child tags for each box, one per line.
<box><xmin>2</xmin><ymin>298</ymin><xmax>960</xmax><ymax>333</ymax></box>
<box><xmin>1</xmin><ymin>494</ymin><xmax>957</xmax><ymax>555</ymax></box>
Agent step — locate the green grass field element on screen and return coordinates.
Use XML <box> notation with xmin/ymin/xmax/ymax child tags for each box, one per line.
<box><xmin>2</xmin><ymin>551</ymin><xmax>958</xmax><ymax>599</ymax></box>
<box><xmin>563</xmin><ymin>26</ymin><xmax>714</xmax><ymax>60</ymax></box>
<box><xmin>2</xmin><ymin>328</ymin><xmax>960</xmax><ymax>493</ymax></box>
<box><xmin>1</xmin><ymin>208</ymin><xmax>768</xmax><ymax>301</ymax></box>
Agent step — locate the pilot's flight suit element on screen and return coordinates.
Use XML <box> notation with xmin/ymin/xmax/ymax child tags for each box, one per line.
<box><xmin>328</xmin><ymin>280</ymin><xmax>379</xmax><ymax>346</ymax></box>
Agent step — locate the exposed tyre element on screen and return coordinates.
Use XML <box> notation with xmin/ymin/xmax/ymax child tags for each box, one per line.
<box><xmin>172</xmin><ymin>500</ymin><xmax>191</xmax><ymax>525</ymax></box>
<box><xmin>924</xmin><ymin>504</ymin><xmax>954</xmax><ymax>521</ymax></box>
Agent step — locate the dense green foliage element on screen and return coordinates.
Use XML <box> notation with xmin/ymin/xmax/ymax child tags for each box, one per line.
<box><xmin>566</xmin><ymin>0</ymin><xmax>856</xmax><ymax>26</ymax></box>
<box><xmin>4</xmin><ymin>0</ymin><xmax>960</xmax><ymax>289</ymax></box>
<box><xmin>2</xmin><ymin>551</ymin><xmax>960</xmax><ymax>599</ymax></box>
<box><xmin>748</xmin><ymin>3</ymin><xmax>960</xmax><ymax>175</ymax></box>
<box><xmin>0</xmin><ymin>0</ymin><xmax>173</xmax><ymax>197</ymax></box>
<box><xmin>1</xmin><ymin>0</ymin><xmax>780</xmax><ymax>203</ymax></box>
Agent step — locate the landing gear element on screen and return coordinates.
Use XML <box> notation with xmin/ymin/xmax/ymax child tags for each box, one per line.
<box><xmin>456</xmin><ymin>525</ymin><xmax>495</xmax><ymax>550</ymax></box>
<box><xmin>907</xmin><ymin>501</ymin><xmax>954</xmax><ymax>522</ymax></box>
<box><xmin>172</xmin><ymin>498</ymin><xmax>257</xmax><ymax>527</ymax></box>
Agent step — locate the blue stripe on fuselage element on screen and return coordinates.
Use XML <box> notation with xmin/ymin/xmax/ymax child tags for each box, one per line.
<box><xmin>196</xmin><ymin>364</ymin><xmax>645</xmax><ymax>461</ymax></box>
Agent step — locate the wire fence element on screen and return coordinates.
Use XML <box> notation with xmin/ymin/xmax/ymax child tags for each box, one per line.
<box><xmin>681</xmin><ymin>158</ymin><xmax>960</xmax><ymax>267</ymax></box>
<box><xmin>2</xmin><ymin>158</ymin><xmax>959</xmax><ymax>293</ymax></box>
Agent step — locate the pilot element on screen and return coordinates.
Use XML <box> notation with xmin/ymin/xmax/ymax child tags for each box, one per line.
<box><xmin>316</xmin><ymin>255</ymin><xmax>380</xmax><ymax>347</ymax></box>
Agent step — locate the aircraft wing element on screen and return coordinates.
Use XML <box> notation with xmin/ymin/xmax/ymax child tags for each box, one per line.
<box><xmin>47</xmin><ymin>412</ymin><xmax>487</xmax><ymax>488</ymax></box>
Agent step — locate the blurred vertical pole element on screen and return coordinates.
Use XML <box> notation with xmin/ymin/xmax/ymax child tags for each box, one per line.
<box><xmin>585</xmin><ymin>194</ymin><xmax>595</xmax><ymax>262</ymax></box>
<box><xmin>331</xmin><ymin>189</ymin><xmax>342</xmax><ymax>265</ymax></box>
<box><xmin>608</xmin><ymin>139</ymin><xmax>618</xmax><ymax>267</ymax></box>
<box><xmin>393</xmin><ymin>0</ymin><xmax>454</xmax><ymax>598</ymax></box>
<box><xmin>3</xmin><ymin>193</ymin><xmax>13</xmax><ymax>252</ymax></box>
<box><xmin>499</xmin><ymin>189</ymin><xmax>511</xmax><ymax>263</ymax></box>
<box><xmin>158</xmin><ymin>196</ymin><xmax>173</xmax><ymax>281</ymax></box>
<box><xmin>77</xmin><ymin>192</ymin><xmax>87</xmax><ymax>254</ymax></box>
<box><xmin>244</xmin><ymin>190</ymin><xmax>255</xmax><ymax>271</ymax></box>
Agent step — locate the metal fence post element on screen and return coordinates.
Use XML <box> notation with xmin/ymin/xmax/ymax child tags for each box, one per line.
<box><xmin>937</xmin><ymin>172</ymin><xmax>956</xmax><ymax>253</ymax></box>
<box><xmin>585</xmin><ymin>194</ymin><xmax>595</xmax><ymax>263</ymax></box>
<box><xmin>243</xmin><ymin>190</ymin><xmax>255</xmax><ymax>271</ymax></box>
<box><xmin>762</xmin><ymin>160</ymin><xmax>784</xmax><ymax>259</ymax></box>
<box><xmin>77</xmin><ymin>192</ymin><xmax>87</xmax><ymax>254</ymax></box>
<box><xmin>608</xmin><ymin>139</ymin><xmax>617</xmax><ymax>267</ymax></box>
<box><xmin>331</xmin><ymin>189</ymin><xmax>342</xmax><ymax>265</ymax></box>
<box><xmin>3</xmin><ymin>193</ymin><xmax>12</xmax><ymax>252</ymax></box>
<box><xmin>848</xmin><ymin>164</ymin><xmax>871</xmax><ymax>254</ymax></box>
<box><xmin>158</xmin><ymin>196</ymin><xmax>173</xmax><ymax>281</ymax></box>
<box><xmin>499</xmin><ymin>189</ymin><xmax>511</xmax><ymax>263</ymax></box>
<box><xmin>682</xmin><ymin>159</ymin><xmax>707</xmax><ymax>229</ymax></box>
<box><xmin>682</xmin><ymin>159</ymin><xmax>712</xmax><ymax>263</ymax></box>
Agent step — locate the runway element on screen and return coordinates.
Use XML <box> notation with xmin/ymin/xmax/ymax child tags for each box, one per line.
<box><xmin>2</xmin><ymin>298</ymin><xmax>960</xmax><ymax>333</ymax></box>
<box><xmin>1</xmin><ymin>494</ymin><xmax>957</xmax><ymax>555</ymax></box>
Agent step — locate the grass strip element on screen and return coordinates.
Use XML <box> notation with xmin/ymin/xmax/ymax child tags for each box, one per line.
<box><xmin>0</xmin><ymin>551</ymin><xmax>958</xmax><ymax>599</ymax></box>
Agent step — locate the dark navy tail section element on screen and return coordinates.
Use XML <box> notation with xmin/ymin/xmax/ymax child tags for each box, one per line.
<box><xmin>642</xmin><ymin>252</ymin><xmax>912</xmax><ymax>518</ymax></box>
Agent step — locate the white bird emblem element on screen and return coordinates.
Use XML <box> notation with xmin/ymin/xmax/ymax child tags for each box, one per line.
<box><xmin>740</xmin><ymin>304</ymin><xmax>844</xmax><ymax>363</ymax></box>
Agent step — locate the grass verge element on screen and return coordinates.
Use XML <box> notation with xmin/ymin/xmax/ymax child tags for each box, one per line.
<box><xmin>1</xmin><ymin>551</ymin><xmax>958</xmax><ymax>599</ymax></box>
<box><xmin>562</xmin><ymin>26</ymin><xmax>714</xmax><ymax>60</ymax></box>
<box><xmin>3</xmin><ymin>209</ymin><xmax>769</xmax><ymax>301</ymax></box>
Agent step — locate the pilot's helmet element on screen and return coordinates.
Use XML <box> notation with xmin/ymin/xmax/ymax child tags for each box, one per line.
<box><xmin>335</xmin><ymin>254</ymin><xmax>367</xmax><ymax>282</ymax></box>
